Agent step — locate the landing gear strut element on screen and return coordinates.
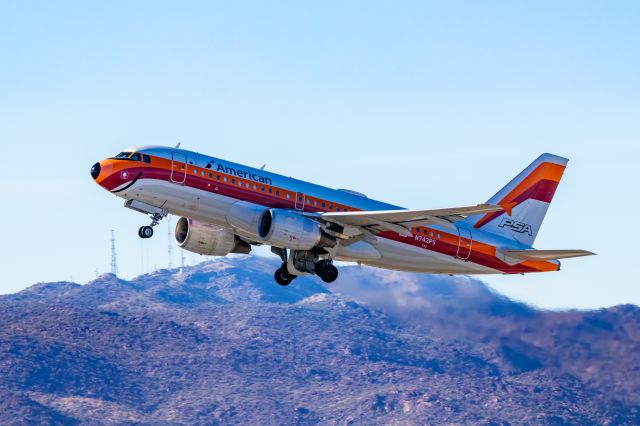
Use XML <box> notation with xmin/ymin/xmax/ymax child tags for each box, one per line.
<box><xmin>138</xmin><ymin>212</ymin><xmax>164</xmax><ymax>239</ymax></box>
<box><xmin>270</xmin><ymin>247</ymin><xmax>339</xmax><ymax>285</ymax></box>
<box><xmin>124</xmin><ymin>200</ymin><xmax>168</xmax><ymax>240</ymax></box>
<box><xmin>271</xmin><ymin>247</ymin><xmax>297</xmax><ymax>286</ymax></box>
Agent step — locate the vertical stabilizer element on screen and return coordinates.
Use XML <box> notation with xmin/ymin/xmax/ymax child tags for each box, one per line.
<box><xmin>467</xmin><ymin>153</ymin><xmax>568</xmax><ymax>247</ymax></box>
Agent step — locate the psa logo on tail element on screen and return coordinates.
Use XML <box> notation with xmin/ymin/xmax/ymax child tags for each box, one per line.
<box><xmin>498</xmin><ymin>218</ymin><xmax>533</xmax><ymax>236</ymax></box>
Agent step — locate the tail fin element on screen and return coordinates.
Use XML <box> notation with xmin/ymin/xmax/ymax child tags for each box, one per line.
<box><xmin>468</xmin><ymin>153</ymin><xmax>568</xmax><ymax>247</ymax></box>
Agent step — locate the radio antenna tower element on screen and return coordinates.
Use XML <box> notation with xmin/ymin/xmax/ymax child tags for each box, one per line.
<box><xmin>167</xmin><ymin>217</ymin><xmax>173</xmax><ymax>269</ymax></box>
<box><xmin>110</xmin><ymin>229</ymin><xmax>118</xmax><ymax>276</ymax></box>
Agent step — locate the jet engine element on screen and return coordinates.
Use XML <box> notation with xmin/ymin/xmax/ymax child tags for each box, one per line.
<box><xmin>225</xmin><ymin>201</ymin><xmax>267</xmax><ymax>240</ymax></box>
<box><xmin>175</xmin><ymin>217</ymin><xmax>251</xmax><ymax>256</ymax></box>
<box><xmin>258</xmin><ymin>209</ymin><xmax>336</xmax><ymax>250</ymax></box>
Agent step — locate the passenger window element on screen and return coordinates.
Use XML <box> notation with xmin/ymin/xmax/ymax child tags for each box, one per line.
<box><xmin>246</xmin><ymin>182</ymin><xmax>250</xmax><ymax>188</ymax></box>
<box><xmin>322</xmin><ymin>202</ymin><xmax>326</xmax><ymax>208</ymax></box>
<box><xmin>231</xmin><ymin>179</ymin><xmax>236</xmax><ymax>184</ymax></box>
<box><xmin>344</xmin><ymin>208</ymin><xmax>348</xmax><ymax>212</ymax></box>
<box><xmin>437</xmin><ymin>234</ymin><xmax>441</xmax><ymax>239</ymax></box>
<box><xmin>306</xmin><ymin>198</ymin><xmax>311</xmax><ymax>204</ymax></box>
<box><xmin>329</xmin><ymin>204</ymin><xmax>334</xmax><ymax>209</ymax></box>
<box><xmin>201</xmin><ymin>171</ymin><xmax>205</xmax><ymax>176</ymax></box>
<box><xmin>423</xmin><ymin>229</ymin><xmax>427</xmax><ymax>235</ymax></box>
<box><xmin>223</xmin><ymin>177</ymin><xmax>228</xmax><ymax>182</ymax></box>
<box><xmin>261</xmin><ymin>187</ymin><xmax>265</xmax><ymax>192</ymax></box>
<box><xmin>276</xmin><ymin>190</ymin><xmax>280</xmax><ymax>196</ymax></box>
<box><xmin>216</xmin><ymin>175</ymin><xmax>220</xmax><ymax>180</ymax></box>
<box><xmin>269</xmin><ymin>188</ymin><xmax>273</xmax><ymax>194</ymax></box>
<box><xmin>238</xmin><ymin>180</ymin><xmax>242</xmax><ymax>186</ymax></box>
<box><xmin>142</xmin><ymin>155</ymin><xmax>151</xmax><ymax>163</ymax></box>
<box><xmin>193</xmin><ymin>169</ymin><xmax>198</xmax><ymax>175</ymax></box>
<box><xmin>314</xmin><ymin>201</ymin><xmax>318</xmax><ymax>206</ymax></box>
<box><xmin>430</xmin><ymin>232</ymin><xmax>434</xmax><ymax>237</ymax></box>
<box><xmin>253</xmin><ymin>184</ymin><xmax>257</xmax><ymax>190</ymax></box>
<box><xmin>286</xmin><ymin>193</ymin><xmax>291</xmax><ymax>199</ymax></box>
<box><xmin>209</xmin><ymin>173</ymin><xmax>213</xmax><ymax>178</ymax></box>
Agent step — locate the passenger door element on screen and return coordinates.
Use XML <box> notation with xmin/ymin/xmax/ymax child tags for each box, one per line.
<box><xmin>456</xmin><ymin>227</ymin><xmax>473</xmax><ymax>260</ymax></box>
<box><xmin>170</xmin><ymin>152</ymin><xmax>187</xmax><ymax>184</ymax></box>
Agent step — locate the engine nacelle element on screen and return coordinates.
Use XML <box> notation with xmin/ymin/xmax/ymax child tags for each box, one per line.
<box><xmin>225</xmin><ymin>201</ymin><xmax>268</xmax><ymax>240</ymax></box>
<box><xmin>175</xmin><ymin>217</ymin><xmax>251</xmax><ymax>256</ymax></box>
<box><xmin>258</xmin><ymin>209</ymin><xmax>336</xmax><ymax>250</ymax></box>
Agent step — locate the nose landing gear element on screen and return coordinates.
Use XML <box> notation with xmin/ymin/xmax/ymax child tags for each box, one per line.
<box><xmin>124</xmin><ymin>200</ymin><xmax>168</xmax><ymax>240</ymax></box>
<box><xmin>138</xmin><ymin>212</ymin><xmax>164</xmax><ymax>239</ymax></box>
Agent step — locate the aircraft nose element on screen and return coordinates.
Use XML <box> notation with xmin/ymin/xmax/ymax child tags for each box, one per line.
<box><xmin>91</xmin><ymin>162</ymin><xmax>101</xmax><ymax>180</ymax></box>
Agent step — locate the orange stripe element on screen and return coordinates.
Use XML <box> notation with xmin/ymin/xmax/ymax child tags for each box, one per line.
<box><xmin>105</xmin><ymin>154</ymin><xmax>558</xmax><ymax>273</ymax></box>
<box><xmin>499</xmin><ymin>162</ymin><xmax>565</xmax><ymax>207</ymax></box>
<box><xmin>475</xmin><ymin>161</ymin><xmax>566</xmax><ymax>227</ymax></box>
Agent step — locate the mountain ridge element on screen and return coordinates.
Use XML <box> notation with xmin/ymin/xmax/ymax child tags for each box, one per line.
<box><xmin>1</xmin><ymin>257</ymin><xmax>638</xmax><ymax>424</ymax></box>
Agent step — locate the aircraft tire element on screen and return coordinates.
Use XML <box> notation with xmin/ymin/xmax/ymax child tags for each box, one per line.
<box><xmin>318</xmin><ymin>264</ymin><xmax>338</xmax><ymax>283</ymax></box>
<box><xmin>274</xmin><ymin>267</ymin><xmax>293</xmax><ymax>286</ymax></box>
<box><xmin>139</xmin><ymin>226</ymin><xmax>154</xmax><ymax>239</ymax></box>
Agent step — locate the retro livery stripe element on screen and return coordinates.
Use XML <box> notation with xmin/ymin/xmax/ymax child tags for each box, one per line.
<box><xmin>474</xmin><ymin>161</ymin><xmax>566</xmax><ymax>229</ymax></box>
<box><xmin>96</xmin><ymin>153</ymin><xmax>561</xmax><ymax>274</ymax></box>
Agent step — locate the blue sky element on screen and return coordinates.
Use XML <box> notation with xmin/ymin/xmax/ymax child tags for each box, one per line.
<box><xmin>0</xmin><ymin>1</ymin><xmax>638</xmax><ymax>309</ymax></box>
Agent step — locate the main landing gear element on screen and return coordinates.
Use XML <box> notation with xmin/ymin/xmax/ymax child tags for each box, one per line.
<box><xmin>274</xmin><ymin>266</ymin><xmax>296</xmax><ymax>286</ymax></box>
<box><xmin>138</xmin><ymin>212</ymin><xmax>164</xmax><ymax>239</ymax></box>
<box><xmin>271</xmin><ymin>247</ymin><xmax>296</xmax><ymax>287</ymax></box>
<box><xmin>314</xmin><ymin>259</ymin><xmax>339</xmax><ymax>284</ymax></box>
<box><xmin>270</xmin><ymin>247</ymin><xmax>339</xmax><ymax>286</ymax></box>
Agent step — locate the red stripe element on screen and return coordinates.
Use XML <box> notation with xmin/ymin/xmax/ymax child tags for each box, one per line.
<box><xmin>379</xmin><ymin>232</ymin><xmax>541</xmax><ymax>274</ymax></box>
<box><xmin>474</xmin><ymin>179</ymin><xmax>560</xmax><ymax>229</ymax></box>
<box><xmin>105</xmin><ymin>166</ymin><xmax>551</xmax><ymax>274</ymax></box>
<box><xmin>511</xmin><ymin>179</ymin><xmax>559</xmax><ymax>204</ymax></box>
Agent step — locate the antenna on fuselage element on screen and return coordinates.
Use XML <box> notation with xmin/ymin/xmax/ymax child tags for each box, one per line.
<box><xmin>260</xmin><ymin>164</ymin><xmax>266</xmax><ymax>170</ymax></box>
<box><xmin>175</xmin><ymin>142</ymin><xmax>181</xmax><ymax>148</ymax></box>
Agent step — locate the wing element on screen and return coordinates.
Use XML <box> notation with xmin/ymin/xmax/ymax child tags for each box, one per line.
<box><xmin>311</xmin><ymin>204</ymin><xmax>503</xmax><ymax>237</ymax></box>
<box><xmin>502</xmin><ymin>249</ymin><xmax>595</xmax><ymax>261</ymax></box>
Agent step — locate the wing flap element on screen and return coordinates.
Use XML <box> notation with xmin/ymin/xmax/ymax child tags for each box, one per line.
<box><xmin>318</xmin><ymin>204</ymin><xmax>503</xmax><ymax>228</ymax></box>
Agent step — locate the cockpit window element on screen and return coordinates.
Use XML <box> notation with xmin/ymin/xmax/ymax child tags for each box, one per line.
<box><xmin>142</xmin><ymin>154</ymin><xmax>151</xmax><ymax>163</ymax></box>
<box><xmin>111</xmin><ymin>152</ymin><xmax>145</xmax><ymax>161</ymax></box>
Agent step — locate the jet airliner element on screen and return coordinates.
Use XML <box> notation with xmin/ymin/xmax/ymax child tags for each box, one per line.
<box><xmin>91</xmin><ymin>146</ymin><xmax>593</xmax><ymax>285</ymax></box>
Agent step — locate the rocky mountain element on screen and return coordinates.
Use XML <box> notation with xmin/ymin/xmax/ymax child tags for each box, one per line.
<box><xmin>1</xmin><ymin>256</ymin><xmax>638</xmax><ymax>425</ymax></box>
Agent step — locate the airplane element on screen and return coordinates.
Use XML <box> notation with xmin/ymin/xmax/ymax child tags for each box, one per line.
<box><xmin>91</xmin><ymin>146</ymin><xmax>593</xmax><ymax>285</ymax></box>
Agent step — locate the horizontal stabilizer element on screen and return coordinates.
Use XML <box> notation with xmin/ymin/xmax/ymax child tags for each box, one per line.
<box><xmin>503</xmin><ymin>249</ymin><xmax>595</xmax><ymax>261</ymax></box>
